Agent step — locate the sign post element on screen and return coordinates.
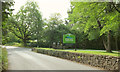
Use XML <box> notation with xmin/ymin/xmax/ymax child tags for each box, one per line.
<box><xmin>63</xmin><ymin>33</ymin><xmax>76</xmax><ymax>51</ymax></box>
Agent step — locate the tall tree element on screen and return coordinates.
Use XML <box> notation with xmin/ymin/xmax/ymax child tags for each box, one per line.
<box><xmin>2</xmin><ymin>1</ymin><xmax>14</xmax><ymax>44</ymax></box>
<box><xmin>68</xmin><ymin>2</ymin><xmax>120</xmax><ymax>52</ymax></box>
<box><xmin>43</xmin><ymin>13</ymin><xmax>66</xmax><ymax>47</ymax></box>
<box><xmin>7</xmin><ymin>1</ymin><xmax>43</xmax><ymax>46</ymax></box>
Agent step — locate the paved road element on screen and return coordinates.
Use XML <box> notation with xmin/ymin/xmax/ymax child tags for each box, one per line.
<box><xmin>3</xmin><ymin>46</ymin><xmax>101</xmax><ymax>70</ymax></box>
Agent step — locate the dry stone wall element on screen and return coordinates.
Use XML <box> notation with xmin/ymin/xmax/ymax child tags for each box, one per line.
<box><xmin>0</xmin><ymin>47</ymin><xmax>2</xmax><ymax>72</ymax></box>
<box><xmin>32</xmin><ymin>48</ymin><xmax>120</xmax><ymax>70</ymax></box>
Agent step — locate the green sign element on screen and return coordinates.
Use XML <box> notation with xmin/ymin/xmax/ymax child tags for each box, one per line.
<box><xmin>63</xmin><ymin>34</ymin><xmax>75</xmax><ymax>44</ymax></box>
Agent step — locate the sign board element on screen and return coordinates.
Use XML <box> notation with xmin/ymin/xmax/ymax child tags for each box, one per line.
<box><xmin>63</xmin><ymin>34</ymin><xmax>75</xmax><ymax>44</ymax></box>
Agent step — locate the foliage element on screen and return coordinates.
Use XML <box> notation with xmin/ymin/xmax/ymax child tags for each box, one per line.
<box><xmin>3</xmin><ymin>0</ymin><xmax>120</xmax><ymax>52</ymax></box>
<box><xmin>68</xmin><ymin>2</ymin><xmax>120</xmax><ymax>38</ymax></box>
<box><xmin>42</xmin><ymin>13</ymin><xmax>70</xmax><ymax>47</ymax></box>
<box><xmin>2</xmin><ymin>1</ymin><xmax>15</xmax><ymax>44</ymax></box>
<box><xmin>7</xmin><ymin>1</ymin><xmax>43</xmax><ymax>46</ymax></box>
<box><xmin>2</xmin><ymin>32</ymin><xmax>19</xmax><ymax>45</ymax></box>
<box><xmin>67</xmin><ymin>2</ymin><xmax>120</xmax><ymax>52</ymax></box>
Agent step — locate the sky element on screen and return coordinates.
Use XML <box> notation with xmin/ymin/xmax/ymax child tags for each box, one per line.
<box><xmin>13</xmin><ymin>0</ymin><xmax>71</xmax><ymax>20</ymax></box>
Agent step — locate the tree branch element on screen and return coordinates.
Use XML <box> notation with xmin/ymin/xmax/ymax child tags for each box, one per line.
<box><xmin>112</xmin><ymin>2</ymin><xmax>120</xmax><ymax>13</ymax></box>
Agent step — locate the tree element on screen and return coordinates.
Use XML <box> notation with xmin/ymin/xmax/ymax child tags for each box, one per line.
<box><xmin>2</xmin><ymin>1</ymin><xmax>14</xmax><ymax>44</ymax></box>
<box><xmin>43</xmin><ymin>13</ymin><xmax>62</xmax><ymax>47</ymax></box>
<box><xmin>42</xmin><ymin>13</ymin><xmax>71</xmax><ymax>47</ymax></box>
<box><xmin>7</xmin><ymin>1</ymin><xmax>43</xmax><ymax>46</ymax></box>
<box><xmin>68</xmin><ymin>2</ymin><xmax>120</xmax><ymax>52</ymax></box>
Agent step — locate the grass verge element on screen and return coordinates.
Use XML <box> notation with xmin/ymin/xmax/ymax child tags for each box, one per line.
<box><xmin>5</xmin><ymin>42</ymin><xmax>32</xmax><ymax>48</ymax></box>
<box><xmin>36</xmin><ymin>48</ymin><xmax>119</xmax><ymax>57</ymax></box>
<box><xmin>2</xmin><ymin>48</ymin><xmax>8</xmax><ymax>70</ymax></box>
<box><xmin>5</xmin><ymin>42</ymin><xmax>23</xmax><ymax>47</ymax></box>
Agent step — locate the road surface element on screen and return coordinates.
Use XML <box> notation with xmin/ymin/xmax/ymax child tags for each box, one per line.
<box><xmin>3</xmin><ymin>46</ymin><xmax>101</xmax><ymax>70</ymax></box>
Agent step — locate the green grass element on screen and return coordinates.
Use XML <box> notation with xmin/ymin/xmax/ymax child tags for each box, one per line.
<box><xmin>36</xmin><ymin>48</ymin><xmax>119</xmax><ymax>57</ymax></box>
<box><xmin>5</xmin><ymin>42</ymin><xmax>32</xmax><ymax>48</ymax></box>
<box><xmin>62</xmin><ymin>50</ymin><xmax>119</xmax><ymax>57</ymax></box>
<box><xmin>2</xmin><ymin>48</ymin><xmax>8</xmax><ymax>70</ymax></box>
<box><xmin>36</xmin><ymin>48</ymin><xmax>55</xmax><ymax>50</ymax></box>
<box><xmin>5</xmin><ymin>42</ymin><xmax>23</xmax><ymax>47</ymax></box>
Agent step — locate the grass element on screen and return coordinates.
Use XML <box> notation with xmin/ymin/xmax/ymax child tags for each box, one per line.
<box><xmin>5</xmin><ymin>42</ymin><xmax>32</xmax><ymax>48</ymax></box>
<box><xmin>5</xmin><ymin>42</ymin><xmax>23</xmax><ymax>47</ymax></box>
<box><xmin>36</xmin><ymin>48</ymin><xmax>119</xmax><ymax>57</ymax></box>
<box><xmin>2</xmin><ymin>48</ymin><xmax>8</xmax><ymax>70</ymax></box>
<box><xmin>62</xmin><ymin>50</ymin><xmax>119</xmax><ymax>57</ymax></box>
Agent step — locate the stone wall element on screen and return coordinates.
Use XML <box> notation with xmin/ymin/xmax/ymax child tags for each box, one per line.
<box><xmin>0</xmin><ymin>47</ymin><xmax>2</xmax><ymax>72</ymax></box>
<box><xmin>32</xmin><ymin>48</ymin><xmax>120</xmax><ymax>70</ymax></box>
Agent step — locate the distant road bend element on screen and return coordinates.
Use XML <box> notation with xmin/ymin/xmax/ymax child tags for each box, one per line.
<box><xmin>3</xmin><ymin>46</ymin><xmax>101</xmax><ymax>70</ymax></box>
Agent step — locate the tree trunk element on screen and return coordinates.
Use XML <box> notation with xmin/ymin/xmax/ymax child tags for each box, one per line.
<box><xmin>115</xmin><ymin>35</ymin><xmax>118</xmax><ymax>51</ymax></box>
<box><xmin>23</xmin><ymin>39</ymin><xmax>27</xmax><ymax>46</ymax></box>
<box><xmin>102</xmin><ymin>31</ymin><xmax>112</xmax><ymax>53</ymax></box>
<box><xmin>37</xmin><ymin>39</ymin><xmax>39</xmax><ymax>47</ymax></box>
<box><xmin>103</xmin><ymin>39</ymin><xmax>107</xmax><ymax>50</ymax></box>
<box><xmin>97</xmin><ymin>19</ymin><xmax>112</xmax><ymax>52</ymax></box>
<box><xmin>107</xmin><ymin>31</ymin><xmax>112</xmax><ymax>53</ymax></box>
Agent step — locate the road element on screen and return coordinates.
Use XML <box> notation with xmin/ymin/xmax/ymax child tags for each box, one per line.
<box><xmin>3</xmin><ymin>46</ymin><xmax>101</xmax><ymax>70</ymax></box>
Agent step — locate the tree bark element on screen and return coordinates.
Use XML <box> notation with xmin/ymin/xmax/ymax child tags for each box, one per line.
<box><xmin>23</xmin><ymin>39</ymin><xmax>27</xmax><ymax>46</ymax></box>
<box><xmin>37</xmin><ymin>38</ymin><xmax>39</xmax><ymax>47</ymax></box>
<box><xmin>103</xmin><ymin>38</ymin><xmax>107</xmax><ymax>50</ymax></box>
<box><xmin>115</xmin><ymin>35</ymin><xmax>118</xmax><ymax>51</ymax></box>
<box><xmin>97</xmin><ymin>20</ymin><xmax>112</xmax><ymax>52</ymax></box>
<box><xmin>102</xmin><ymin>32</ymin><xmax>112</xmax><ymax>53</ymax></box>
<box><xmin>107</xmin><ymin>31</ymin><xmax>112</xmax><ymax>53</ymax></box>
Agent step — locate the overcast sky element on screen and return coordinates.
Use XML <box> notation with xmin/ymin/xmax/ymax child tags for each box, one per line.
<box><xmin>13</xmin><ymin>0</ymin><xmax>71</xmax><ymax>20</ymax></box>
